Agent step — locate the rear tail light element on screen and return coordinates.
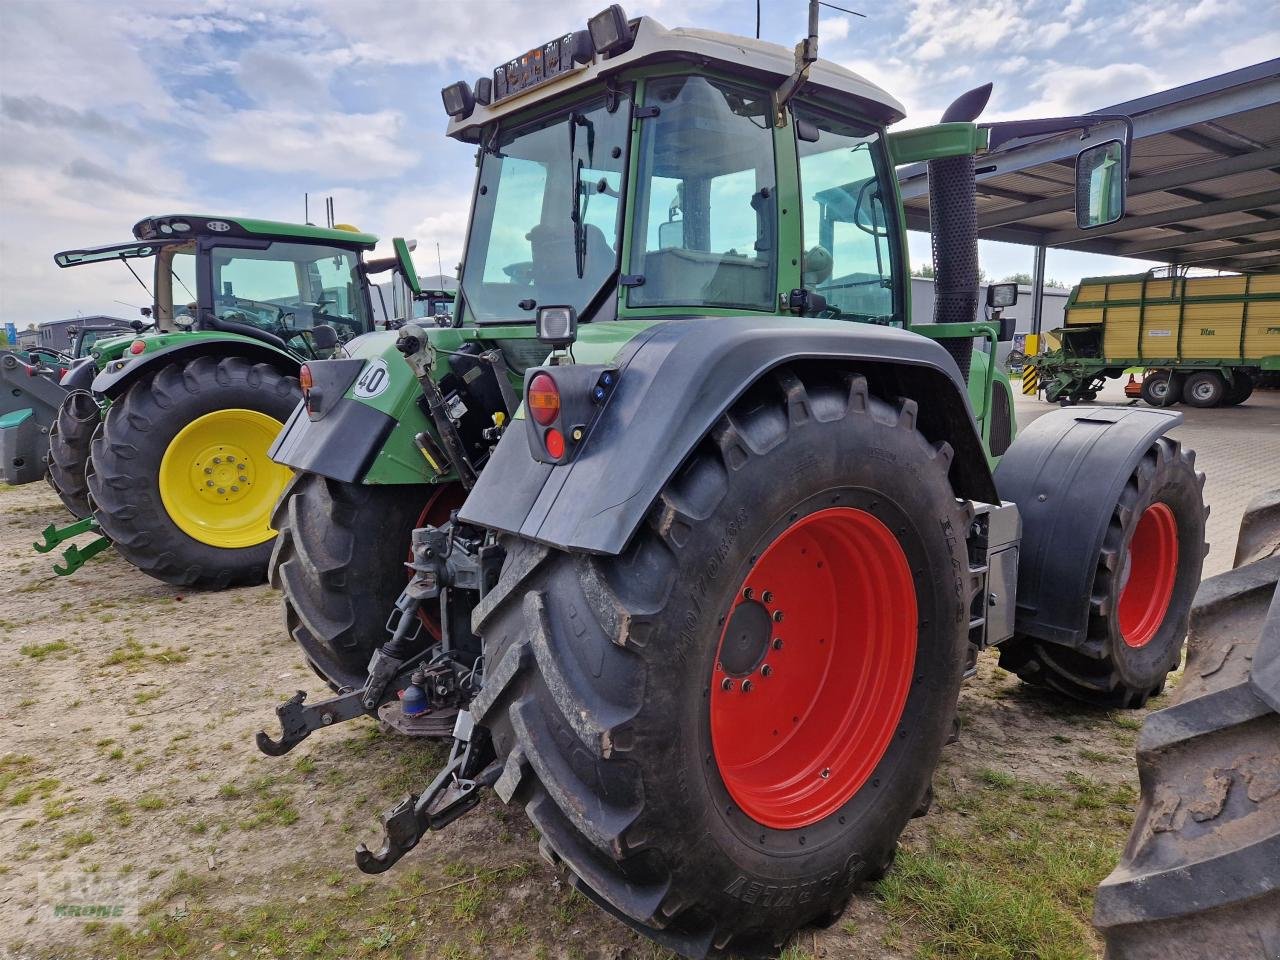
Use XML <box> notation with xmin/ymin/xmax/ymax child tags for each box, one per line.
<box><xmin>299</xmin><ymin>363</ymin><xmax>314</xmax><ymax>394</ymax></box>
<box><xmin>527</xmin><ymin>373</ymin><xmax>561</xmax><ymax>426</ymax></box>
<box><xmin>544</xmin><ymin>428</ymin><xmax>566</xmax><ymax>459</ymax></box>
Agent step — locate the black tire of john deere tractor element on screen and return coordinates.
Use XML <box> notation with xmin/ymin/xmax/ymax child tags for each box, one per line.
<box><xmin>1182</xmin><ymin>370</ymin><xmax>1226</xmax><ymax>408</ymax></box>
<box><xmin>88</xmin><ymin>356</ymin><xmax>300</xmax><ymax>588</ymax></box>
<box><xmin>1093</xmin><ymin>509</ymin><xmax>1280</xmax><ymax>958</ymax></box>
<box><xmin>1140</xmin><ymin>371</ymin><xmax>1183</xmax><ymax>407</ymax></box>
<box><xmin>1223</xmin><ymin>370</ymin><xmax>1254</xmax><ymax>407</ymax></box>
<box><xmin>998</xmin><ymin>436</ymin><xmax>1207</xmax><ymax>708</ymax></box>
<box><xmin>270</xmin><ymin>472</ymin><xmax>438</xmax><ymax>691</ymax></box>
<box><xmin>46</xmin><ymin>389</ymin><xmax>99</xmax><ymax>518</ymax></box>
<box><xmin>471</xmin><ymin>368</ymin><xmax>974</xmax><ymax>958</ymax></box>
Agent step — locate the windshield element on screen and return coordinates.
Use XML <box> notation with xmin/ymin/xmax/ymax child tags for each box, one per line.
<box><xmin>461</xmin><ymin>93</ymin><xmax>630</xmax><ymax>323</ymax></box>
<box><xmin>209</xmin><ymin>241</ymin><xmax>373</xmax><ymax>351</ymax></box>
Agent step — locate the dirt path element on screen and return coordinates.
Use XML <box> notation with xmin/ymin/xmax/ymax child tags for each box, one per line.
<box><xmin>2</xmin><ymin>480</ymin><xmax>1156</xmax><ymax>960</ymax></box>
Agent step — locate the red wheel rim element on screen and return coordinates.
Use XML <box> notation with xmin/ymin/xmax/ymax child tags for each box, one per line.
<box><xmin>411</xmin><ymin>484</ymin><xmax>468</xmax><ymax>640</ymax></box>
<box><xmin>709</xmin><ymin>507</ymin><xmax>917</xmax><ymax>830</ymax></box>
<box><xmin>1118</xmin><ymin>502</ymin><xmax>1179</xmax><ymax>649</ymax></box>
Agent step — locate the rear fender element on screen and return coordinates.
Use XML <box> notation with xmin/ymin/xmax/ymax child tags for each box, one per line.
<box><xmin>91</xmin><ymin>334</ymin><xmax>298</xmax><ymax>400</ymax></box>
<box><xmin>994</xmin><ymin>406</ymin><xmax>1183</xmax><ymax>647</ymax></box>
<box><xmin>459</xmin><ymin>316</ymin><xmax>997</xmax><ymax>555</ymax></box>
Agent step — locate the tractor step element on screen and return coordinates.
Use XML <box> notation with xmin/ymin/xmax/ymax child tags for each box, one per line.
<box><xmin>32</xmin><ymin>518</ymin><xmax>111</xmax><ymax>576</ymax></box>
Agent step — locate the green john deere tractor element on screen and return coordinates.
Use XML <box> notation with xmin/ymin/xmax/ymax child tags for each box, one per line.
<box><xmin>40</xmin><ymin>215</ymin><xmax>420</xmax><ymax>586</ymax></box>
<box><xmin>256</xmin><ymin>6</ymin><xmax>1211</xmax><ymax>955</ymax></box>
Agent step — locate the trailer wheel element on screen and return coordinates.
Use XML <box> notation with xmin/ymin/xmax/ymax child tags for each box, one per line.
<box><xmin>1223</xmin><ymin>370</ymin><xmax>1254</xmax><ymax>406</ymax></box>
<box><xmin>472</xmin><ymin>368</ymin><xmax>973</xmax><ymax>957</ymax></box>
<box><xmin>46</xmin><ymin>389</ymin><xmax>99</xmax><ymax>518</ymax></box>
<box><xmin>270</xmin><ymin>473</ymin><xmax>464</xmax><ymax>690</ymax></box>
<box><xmin>1182</xmin><ymin>371</ymin><xmax>1226</xmax><ymax>408</ymax></box>
<box><xmin>1140</xmin><ymin>371</ymin><xmax>1182</xmax><ymax>407</ymax></box>
<box><xmin>998</xmin><ymin>436</ymin><xmax>1206</xmax><ymax>707</ymax></box>
<box><xmin>87</xmin><ymin>355</ymin><xmax>299</xmax><ymax>588</ymax></box>
<box><xmin>1093</xmin><ymin>495</ymin><xmax>1279</xmax><ymax>957</ymax></box>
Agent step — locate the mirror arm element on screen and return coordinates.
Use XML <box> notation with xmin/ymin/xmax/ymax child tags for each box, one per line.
<box><xmin>982</xmin><ymin>113</ymin><xmax>1132</xmax><ymax>155</ymax></box>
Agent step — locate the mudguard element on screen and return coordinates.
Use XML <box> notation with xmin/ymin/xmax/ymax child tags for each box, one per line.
<box><xmin>91</xmin><ymin>335</ymin><xmax>298</xmax><ymax>400</ymax></box>
<box><xmin>459</xmin><ymin>315</ymin><xmax>996</xmax><ymax>556</ymax></box>
<box><xmin>61</xmin><ymin>356</ymin><xmax>97</xmax><ymax>392</ymax></box>
<box><xmin>993</xmin><ymin>406</ymin><xmax>1183</xmax><ymax>647</ymax></box>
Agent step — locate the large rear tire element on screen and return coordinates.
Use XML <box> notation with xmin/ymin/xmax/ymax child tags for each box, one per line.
<box><xmin>998</xmin><ymin>436</ymin><xmax>1207</xmax><ymax>707</ymax></box>
<box><xmin>269</xmin><ymin>473</ymin><xmax>464</xmax><ymax>690</ymax></box>
<box><xmin>46</xmin><ymin>389</ymin><xmax>99</xmax><ymax>518</ymax></box>
<box><xmin>471</xmin><ymin>368</ymin><xmax>974</xmax><ymax>957</ymax></box>
<box><xmin>1093</xmin><ymin>494</ymin><xmax>1280</xmax><ymax>958</ymax></box>
<box><xmin>1223</xmin><ymin>370</ymin><xmax>1254</xmax><ymax>407</ymax></box>
<box><xmin>87</xmin><ymin>355</ymin><xmax>299</xmax><ymax>588</ymax></box>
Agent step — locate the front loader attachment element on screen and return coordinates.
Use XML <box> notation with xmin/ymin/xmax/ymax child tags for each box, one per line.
<box><xmin>32</xmin><ymin>517</ymin><xmax>111</xmax><ymax>576</ymax></box>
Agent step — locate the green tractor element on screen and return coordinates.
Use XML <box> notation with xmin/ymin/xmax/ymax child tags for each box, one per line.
<box><xmin>257</xmin><ymin>6</ymin><xmax>1209</xmax><ymax>955</ymax></box>
<box><xmin>41</xmin><ymin>214</ymin><xmax>420</xmax><ymax>586</ymax></box>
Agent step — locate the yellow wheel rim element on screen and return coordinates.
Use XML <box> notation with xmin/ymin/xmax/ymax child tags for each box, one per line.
<box><xmin>158</xmin><ymin>409</ymin><xmax>291</xmax><ymax>549</ymax></box>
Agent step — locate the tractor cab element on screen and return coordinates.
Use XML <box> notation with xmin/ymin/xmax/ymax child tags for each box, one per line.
<box><xmin>442</xmin><ymin>14</ymin><xmax>910</xmax><ymax>331</ymax></box>
<box><xmin>55</xmin><ymin>215</ymin><xmax>387</xmax><ymax>360</ymax></box>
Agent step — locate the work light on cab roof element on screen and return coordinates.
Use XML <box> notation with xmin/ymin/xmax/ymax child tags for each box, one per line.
<box><xmin>440</xmin><ymin>5</ymin><xmax>636</xmax><ymax>120</ymax></box>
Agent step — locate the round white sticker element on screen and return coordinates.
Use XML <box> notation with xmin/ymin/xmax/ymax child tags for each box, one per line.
<box><xmin>352</xmin><ymin>358</ymin><xmax>391</xmax><ymax>399</ymax></box>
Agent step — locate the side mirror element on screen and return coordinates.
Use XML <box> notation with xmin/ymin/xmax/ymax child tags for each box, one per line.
<box><xmin>658</xmin><ymin>219</ymin><xmax>684</xmax><ymax>250</ymax></box>
<box><xmin>392</xmin><ymin>238</ymin><xmax>422</xmax><ymax>298</ymax></box>
<box><xmin>987</xmin><ymin>282</ymin><xmax>1018</xmax><ymax>308</ymax></box>
<box><xmin>1075</xmin><ymin>140</ymin><xmax>1126</xmax><ymax>229</ymax></box>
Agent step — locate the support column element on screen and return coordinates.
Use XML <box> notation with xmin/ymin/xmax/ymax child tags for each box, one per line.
<box><xmin>1029</xmin><ymin>243</ymin><xmax>1047</xmax><ymax>354</ymax></box>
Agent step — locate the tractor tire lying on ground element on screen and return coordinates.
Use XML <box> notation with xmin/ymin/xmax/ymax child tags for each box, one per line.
<box><xmin>998</xmin><ymin>435</ymin><xmax>1207</xmax><ymax>707</ymax></box>
<box><xmin>1094</xmin><ymin>489</ymin><xmax>1280</xmax><ymax>959</ymax></box>
<box><xmin>88</xmin><ymin>355</ymin><xmax>299</xmax><ymax>588</ymax></box>
<box><xmin>270</xmin><ymin>473</ymin><xmax>464</xmax><ymax>690</ymax></box>
<box><xmin>46</xmin><ymin>389</ymin><xmax>99</xmax><ymax>518</ymax></box>
<box><xmin>472</xmin><ymin>367</ymin><xmax>977</xmax><ymax>958</ymax></box>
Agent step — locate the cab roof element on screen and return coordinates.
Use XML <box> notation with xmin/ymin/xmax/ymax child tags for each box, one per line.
<box><xmin>132</xmin><ymin>214</ymin><xmax>378</xmax><ymax>249</ymax></box>
<box><xmin>445</xmin><ymin>15</ymin><xmax>906</xmax><ymax>143</ymax></box>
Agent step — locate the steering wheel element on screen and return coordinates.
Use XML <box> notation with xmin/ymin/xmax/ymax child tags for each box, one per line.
<box><xmin>852</xmin><ymin>179</ymin><xmax>889</xmax><ymax>238</ymax></box>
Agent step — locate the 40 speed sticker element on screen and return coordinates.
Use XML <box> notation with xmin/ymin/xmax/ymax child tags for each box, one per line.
<box><xmin>352</xmin><ymin>358</ymin><xmax>391</xmax><ymax>399</ymax></box>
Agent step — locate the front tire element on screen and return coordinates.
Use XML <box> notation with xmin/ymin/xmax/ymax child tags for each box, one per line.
<box><xmin>998</xmin><ymin>436</ymin><xmax>1206</xmax><ymax>707</ymax></box>
<box><xmin>270</xmin><ymin>473</ymin><xmax>464</xmax><ymax>690</ymax></box>
<box><xmin>88</xmin><ymin>356</ymin><xmax>299</xmax><ymax>588</ymax></box>
<box><xmin>472</xmin><ymin>368</ymin><xmax>974</xmax><ymax>956</ymax></box>
<box><xmin>47</xmin><ymin>389</ymin><xmax>99</xmax><ymax>517</ymax></box>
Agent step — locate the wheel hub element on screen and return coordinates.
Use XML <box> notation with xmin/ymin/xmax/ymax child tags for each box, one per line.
<box><xmin>709</xmin><ymin>507</ymin><xmax>917</xmax><ymax>830</ymax></box>
<box><xmin>1118</xmin><ymin>501</ymin><xmax>1179</xmax><ymax>649</ymax></box>
<box><xmin>188</xmin><ymin>442</ymin><xmax>255</xmax><ymax>505</ymax></box>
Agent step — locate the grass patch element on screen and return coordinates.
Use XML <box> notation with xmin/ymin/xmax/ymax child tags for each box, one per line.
<box><xmin>877</xmin><ymin>766</ymin><xmax>1136</xmax><ymax>959</ymax></box>
<box><xmin>20</xmin><ymin>639</ymin><xmax>71</xmax><ymax>659</ymax></box>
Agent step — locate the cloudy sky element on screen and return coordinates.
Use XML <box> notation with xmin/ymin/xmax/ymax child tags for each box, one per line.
<box><xmin>1</xmin><ymin>0</ymin><xmax>1276</xmax><ymax>324</ymax></box>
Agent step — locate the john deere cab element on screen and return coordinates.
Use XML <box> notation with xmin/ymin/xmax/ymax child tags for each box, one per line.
<box><xmin>42</xmin><ymin>214</ymin><xmax>412</xmax><ymax>587</ymax></box>
<box><xmin>257</xmin><ymin>7</ymin><xmax>1207</xmax><ymax>957</ymax></box>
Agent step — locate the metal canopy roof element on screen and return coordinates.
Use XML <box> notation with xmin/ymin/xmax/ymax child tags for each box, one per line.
<box><xmin>898</xmin><ymin>59</ymin><xmax>1280</xmax><ymax>275</ymax></box>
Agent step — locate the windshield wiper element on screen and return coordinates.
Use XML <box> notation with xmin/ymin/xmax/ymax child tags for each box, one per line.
<box><xmin>568</xmin><ymin>112</ymin><xmax>594</xmax><ymax>280</ymax></box>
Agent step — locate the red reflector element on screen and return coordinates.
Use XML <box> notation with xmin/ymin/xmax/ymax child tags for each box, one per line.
<box><xmin>299</xmin><ymin>364</ymin><xmax>314</xmax><ymax>393</ymax></box>
<box><xmin>58</xmin><ymin>368</ymin><xmax>68</xmax><ymax>382</ymax></box>
<box><xmin>129</xmin><ymin>340</ymin><xmax>146</xmax><ymax>355</ymax></box>
<box><xmin>527</xmin><ymin>373</ymin><xmax>560</xmax><ymax>426</ymax></box>
<box><xmin>544</xmin><ymin>427</ymin><xmax>566</xmax><ymax>459</ymax></box>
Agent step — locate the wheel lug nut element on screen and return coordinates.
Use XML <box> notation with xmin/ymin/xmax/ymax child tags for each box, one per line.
<box><xmin>820</xmin><ymin>768</ymin><xmax>830</xmax><ymax>779</ymax></box>
<box><xmin>206</xmin><ymin>480</ymin><xmax>214</xmax><ymax>487</ymax></box>
<box><xmin>761</xmin><ymin>664</ymin><xmax>772</xmax><ymax>677</ymax></box>
<box><xmin>742</xmin><ymin>587</ymin><xmax>754</xmax><ymax>600</ymax></box>
<box><xmin>203</xmin><ymin>467</ymin><xmax>212</xmax><ymax>475</ymax></box>
<box><xmin>773</xmin><ymin>638</ymin><xmax>784</xmax><ymax>651</ymax></box>
<box><xmin>761</xmin><ymin>591</ymin><xmax>773</xmax><ymax>603</ymax></box>
<box><xmin>741</xmin><ymin>680</ymin><xmax>753</xmax><ymax>693</ymax></box>
<box><xmin>721</xmin><ymin>678</ymin><xmax>734</xmax><ymax>692</ymax></box>
<box><xmin>238</xmin><ymin>476</ymin><xmax>247</xmax><ymax>483</ymax></box>
<box><xmin>226</xmin><ymin>455</ymin><xmax>235</xmax><ymax>463</ymax></box>
<box><xmin>772</xmin><ymin>610</ymin><xmax>784</xmax><ymax>622</ymax></box>
<box><xmin>231</xmin><ymin>485</ymin><xmax>239</xmax><ymax>492</ymax></box>
<box><xmin>212</xmin><ymin>457</ymin><xmax>222</xmax><ymax>464</ymax></box>
<box><xmin>217</xmin><ymin>487</ymin><xmax>226</xmax><ymax>494</ymax></box>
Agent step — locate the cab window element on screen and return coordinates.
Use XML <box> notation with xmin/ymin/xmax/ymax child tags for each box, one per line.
<box><xmin>795</xmin><ymin>109</ymin><xmax>897</xmax><ymax>323</ymax></box>
<box><xmin>629</xmin><ymin>77</ymin><xmax>777</xmax><ymax>311</ymax></box>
